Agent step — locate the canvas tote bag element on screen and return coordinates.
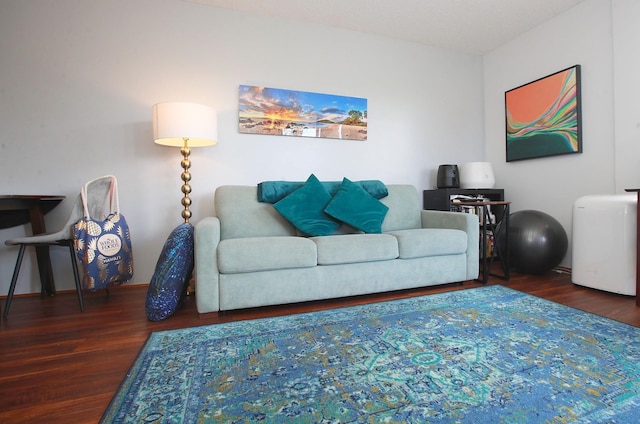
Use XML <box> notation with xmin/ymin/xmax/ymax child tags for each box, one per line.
<box><xmin>73</xmin><ymin>176</ymin><xmax>134</xmax><ymax>291</ymax></box>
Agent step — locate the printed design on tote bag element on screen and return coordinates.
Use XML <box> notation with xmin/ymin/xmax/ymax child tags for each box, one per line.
<box><xmin>72</xmin><ymin>176</ymin><xmax>134</xmax><ymax>291</ymax></box>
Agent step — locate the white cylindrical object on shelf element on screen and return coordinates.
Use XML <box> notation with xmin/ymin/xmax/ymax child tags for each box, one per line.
<box><xmin>459</xmin><ymin>162</ymin><xmax>495</xmax><ymax>189</ymax></box>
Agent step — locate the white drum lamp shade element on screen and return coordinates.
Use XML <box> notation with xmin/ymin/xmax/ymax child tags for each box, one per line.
<box><xmin>459</xmin><ymin>162</ymin><xmax>496</xmax><ymax>189</ymax></box>
<box><xmin>152</xmin><ymin>102</ymin><xmax>217</xmax><ymax>147</ymax></box>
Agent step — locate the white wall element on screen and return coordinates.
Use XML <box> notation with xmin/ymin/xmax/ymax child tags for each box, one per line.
<box><xmin>0</xmin><ymin>0</ymin><xmax>484</xmax><ymax>295</ymax></box>
<box><xmin>483</xmin><ymin>0</ymin><xmax>639</xmax><ymax>268</ymax></box>
<box><xmin>612</xmin><ymin>0</ymin><xmax>640</xmax><ymax>190</ymax></box>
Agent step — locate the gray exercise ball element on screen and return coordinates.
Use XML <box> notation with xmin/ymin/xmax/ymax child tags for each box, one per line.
<box><xmin>498</xmin><ymin>210</ymin><xmax>568</xmax><ymax>275</ymax></box>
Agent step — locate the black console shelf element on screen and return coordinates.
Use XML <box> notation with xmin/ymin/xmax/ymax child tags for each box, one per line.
<box><xmin>423</xmin><ymin>188</ymin><xmax>505</xmax><ymax>221</ymax></box>
<box><xmin>423</xmin><ymin>188</ymin><xmax>504</xmax><ymax>210</ymax></box>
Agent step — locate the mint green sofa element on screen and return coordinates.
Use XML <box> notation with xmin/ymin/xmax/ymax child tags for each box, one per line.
<box><xmin>194</xmin><ymin>184</ymin><xmax>479</xmax><ymax>314</ymax></box>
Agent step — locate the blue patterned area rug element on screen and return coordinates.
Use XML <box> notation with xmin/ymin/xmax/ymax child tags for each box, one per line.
<box><xmin>102</xmin><ymin>286</ymin><xmax>640</xmax><ymax>423</ymax></box>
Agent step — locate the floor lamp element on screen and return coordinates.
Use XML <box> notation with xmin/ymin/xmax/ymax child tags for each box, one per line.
<box><xmin>152</xmin><ymin>102</ymin><xmax>217</xmax><ymax>224</ymax></box>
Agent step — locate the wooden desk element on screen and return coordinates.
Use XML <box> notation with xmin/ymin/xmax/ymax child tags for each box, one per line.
<box><xmin>0</xmin><ymin>195</ymin><xmax>65</xmax><ymax>295</ymax></box>
<box><xmin>625</xmin><ymin>189</ymin><xmax>640</xmax><ymax>306</ymax></box>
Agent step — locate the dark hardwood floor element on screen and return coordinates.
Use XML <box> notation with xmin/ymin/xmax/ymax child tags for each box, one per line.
<box><xmin>1</xmin><ymin>270</ymin><xmax>640</xmax><ymax>423</ymax></box>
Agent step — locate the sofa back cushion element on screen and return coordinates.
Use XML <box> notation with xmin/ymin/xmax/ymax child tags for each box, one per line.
<box><xmin>380</xmin><ymin>185</ymin><xmax>422</xmax><ymax>231</ymax></box>
<box><xmin>215</xmin><ymin>185</ymin><xmax>296</xmax><ymax>239</ymax></box>
<box><xmin>214</xmin><ymin>184</ymin><xmax>421</xmax><ymax>240</ymax></box>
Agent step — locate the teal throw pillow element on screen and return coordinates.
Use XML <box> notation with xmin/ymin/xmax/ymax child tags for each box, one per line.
<box><xmin>258</xmin><ymin>180</ymin><xmax>388</xmax><ymax>203</ymax></box>
<box><xmin>274</xmin><ymin>174</ymin><xmax>340</xmax><ymax>236</ymax></box>
<box><xmin>324</xmin><ymin>178</ymin><xmax>389</xmax><ymax>233</ymax></box>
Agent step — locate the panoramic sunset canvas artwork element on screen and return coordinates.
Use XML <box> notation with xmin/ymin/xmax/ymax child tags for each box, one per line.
<box><xmin>505</xmin><ymin>65</ymin><xmax>582</xmax><ymax>161</ymax></box>
<box><xmin>238</xmin><ymin>85</ymin><xmax>368</xmax><ymax>141</ymax></box>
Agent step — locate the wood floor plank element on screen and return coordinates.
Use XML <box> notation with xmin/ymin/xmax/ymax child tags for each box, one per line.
<box><xmin>1</xmin><ymin>271</ymin><xmax>639</xmax><ymax>423</ymax></box>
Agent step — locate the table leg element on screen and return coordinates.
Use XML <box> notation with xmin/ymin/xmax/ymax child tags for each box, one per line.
<box><xmin>28</xmin><ymin>204</ymin><xmax>56</xmax><ymax>295</ymax></box>
<box><xmin>635</xmin><ymin>192</ymin><xmax>639</xmax><ymax>306</ymax></box>
<box><xmin>499</xmin><ymin>204</ymin><xmax>510</xmax><ymax>280</ymax></box>
<box><xmin>477</xmin><ymin>205</ymin><xmax>489</xmax><ymax>283</ymax></box>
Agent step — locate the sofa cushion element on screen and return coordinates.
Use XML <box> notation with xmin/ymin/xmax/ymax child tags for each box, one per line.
<box><xmin>387</xmin><ymin>228</ymin><xmax>468</xmax><ymax>259</ymax></box>
<box><xmin>218</xmin><ymin>236</ymin><xmax>317</xmax><ymax>273</ymax></box>
<box><xmin>259</xmin><ymin>179</ymin><xmax>388</xmax><ymax>203</ymax></box>
<box><xmin>324</xmin><ymin>178</ymin><xmax>389</xmax><ymax>233</ymax></box>
<box><xmin>311</xmin><ymin>233</ymin><xmax>399</xmax><ymax>265</ymax></box>
<box><xmin>273</xmin><ymin>174</ymin><xmax>340</xmax><ymax>236</ymax></box>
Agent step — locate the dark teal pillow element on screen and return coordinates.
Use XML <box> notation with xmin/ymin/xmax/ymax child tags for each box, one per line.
<box><xmin>324</xmin><ymin>178</ymin><xmax>389</xmax><ymax>233</ymax></box>
<box><xmin>273</xmin><ymin>174</ymin><xmax>340</xmax><ymax>236</ymax></box>
<box><xmin>258</xmin><ymin>179</ymin><xmax>388</xmax><ymax>203</ymax></box>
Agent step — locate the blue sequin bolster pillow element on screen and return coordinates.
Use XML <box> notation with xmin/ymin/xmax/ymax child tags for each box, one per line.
<box><xmin>145</xmin><ymin>223</ymin><xmax>194</xmax><ymax>321</ymax></box>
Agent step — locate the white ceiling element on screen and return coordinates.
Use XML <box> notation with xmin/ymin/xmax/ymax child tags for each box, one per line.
<box><xmin>186</xmin><ymin>0</ymin><xmax>587</xmax><ymax>55</ymax></box>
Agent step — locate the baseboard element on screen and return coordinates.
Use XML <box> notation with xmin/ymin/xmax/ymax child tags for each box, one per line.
<box><xmin>553</xmin><ymin>266</ymin><xmax>572</xmax><ymax>275</ymax></box>
<box><xmin>0</xmin><ymin>282</ymin><xmax>150</xmax><ymax>300</ymax></box>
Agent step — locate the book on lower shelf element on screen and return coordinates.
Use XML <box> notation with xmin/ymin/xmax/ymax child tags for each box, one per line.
<box><xmin>450</xmin><ymin>195</ymin><xmax>496</xmax><ymax>224</ymax></box>
<box><xmin>484</xmin><ymin>229</ymin><xmax>495</xmax><ymax>259</ymax></box>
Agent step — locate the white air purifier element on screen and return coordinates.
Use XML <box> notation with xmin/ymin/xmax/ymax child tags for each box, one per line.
<box><xmin>571</xmin><ymin>194</ymin><xmax>637</xmax><ymax>295</ymax></box>
<box><xmin>459</xmin><ymin>162</ymin><xmax>495</xmax><ymax>189</ymax></box>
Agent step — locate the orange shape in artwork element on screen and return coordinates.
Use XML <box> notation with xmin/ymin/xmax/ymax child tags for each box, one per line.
<box><xmin>506</xmin><ymin>70</ymin><xmax>568</xmax><ymax>123</ymax></box>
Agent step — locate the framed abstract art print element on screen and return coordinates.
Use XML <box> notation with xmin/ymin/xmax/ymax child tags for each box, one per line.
<box><xmin>505</xmin><ymin>65</ymin><xmax>582</xmax><ymax>162</ymax></box>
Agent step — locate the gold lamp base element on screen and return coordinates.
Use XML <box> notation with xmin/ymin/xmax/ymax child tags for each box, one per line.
<box><xmin>180</xmin><ymin>139</ymin><xmax>192</xmax><ymax>224</ymax></box>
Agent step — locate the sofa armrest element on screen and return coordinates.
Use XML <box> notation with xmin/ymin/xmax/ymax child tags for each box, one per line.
<box><xmin>195</xmin><ymin>216</ymin><xmax>221</xmax><ymax>313</ymax></box>
<box><xmin>421</xmin><ymin>210</ymin><xmax>479</xmax><ymax>280</ymax></box>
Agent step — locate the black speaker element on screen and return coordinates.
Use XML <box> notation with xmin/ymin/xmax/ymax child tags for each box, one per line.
<box><xmin>437</xmin><ymin>164</ymin><xmax>459</xmax><ymax>188</ymax></box>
